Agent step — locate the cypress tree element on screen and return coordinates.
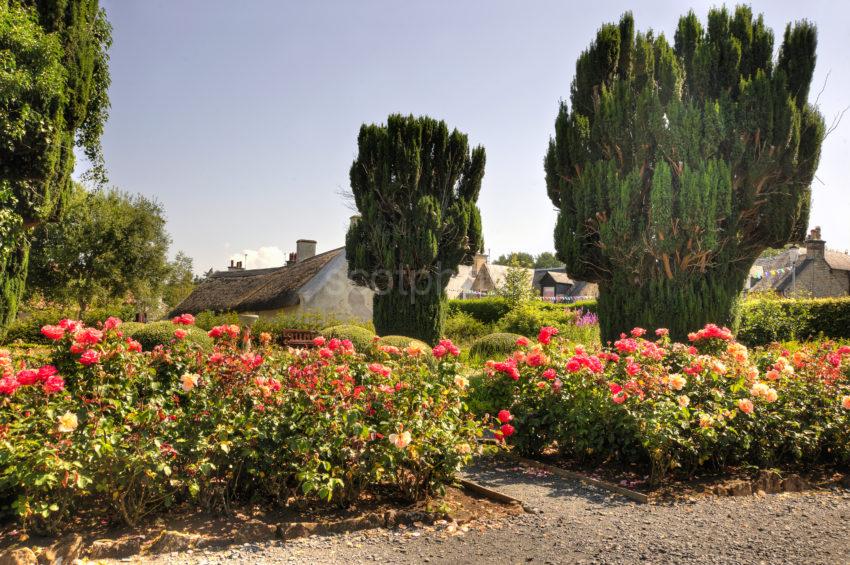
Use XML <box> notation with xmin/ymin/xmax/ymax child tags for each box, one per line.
<box><xmin>0</xmin><ymin>0</ymin><xmax>111</xmax><ymax>335</ymax></box>
<box><xmin>545</xmin><ymin>8</ymin><xmax>824</xmax><ymax>341</ymax></box>
<box><xmin>346</xmin><ymin>114</ymin><xmax>485</xmax><ymax>344</ymax></box>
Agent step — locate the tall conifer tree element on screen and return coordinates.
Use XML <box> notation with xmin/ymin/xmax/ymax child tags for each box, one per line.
<box><xmin>545</xmin><ymin>7</ymin><xmax>824</xmax><ymax>341</ymax></box>
<box><xmin>346</xmin><ymin>114</ymin><xmax>485</xmax><ymax>344</ymax></box>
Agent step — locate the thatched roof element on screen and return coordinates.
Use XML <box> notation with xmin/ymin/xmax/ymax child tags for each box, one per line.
<box><xmin>170</xmin><ymin>248</ymin><xmax>343</xmax><ymax>316</ymax></box>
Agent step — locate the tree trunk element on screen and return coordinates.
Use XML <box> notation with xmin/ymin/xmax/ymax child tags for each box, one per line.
<box><xmin>372</xmin><ymin>285</ymin><xmax>445</xmax><ymax>346</ymax></box>
<box><xmin>596</xmin><ymin>268</ymin><xmax>749</xmax><ymax>343</ymax></box>
<box><xmin>0</xmin><ymin>239</ymin><xmax>30</xmax><ymax>340</ymax></box>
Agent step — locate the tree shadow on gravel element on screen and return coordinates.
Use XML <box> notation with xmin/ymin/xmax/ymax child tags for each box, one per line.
<box><xmin>463</xmin><ymin>456</ymin><xmax>634</xmax><ymax>509</ymax></box>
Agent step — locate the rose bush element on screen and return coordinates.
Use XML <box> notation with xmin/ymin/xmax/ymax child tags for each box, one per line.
<box><xmin>0</xmin><ymin>317</ymin><xmax>483</xmax><ymax>533</ymax></box>
<box><xmin>475</xmin><ymin>324</ymin><xmax>850</xmax><ymax>482</ymax></box>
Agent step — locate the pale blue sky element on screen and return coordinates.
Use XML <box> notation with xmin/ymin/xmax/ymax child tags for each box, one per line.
<box><xmin>90</xmin><ymin>0</ymin><xmax>850</xmax><ymax>272</ymax></box>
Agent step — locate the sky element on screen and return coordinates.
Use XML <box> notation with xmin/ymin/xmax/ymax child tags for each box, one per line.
<box><xmin>88</xmin><ymin>0</ymin><xmax>850</xmax><ymax>273</ymax></box>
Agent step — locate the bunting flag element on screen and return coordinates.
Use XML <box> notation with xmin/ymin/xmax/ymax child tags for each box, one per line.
<box><xmin>751</xmin><ymin>266</ymin><xmax>793</xmax><ymax>280</ymax></box>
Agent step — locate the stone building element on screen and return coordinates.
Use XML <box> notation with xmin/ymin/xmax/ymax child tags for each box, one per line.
<box><xmin>748</xmin><ymin>227</ymin><xmax>850</xmax><ymax>297</ymax></box>
<box><xmin>445</xmin><ymin>253</ymin><xmax>535</xmax><ymax>299</ymax></box>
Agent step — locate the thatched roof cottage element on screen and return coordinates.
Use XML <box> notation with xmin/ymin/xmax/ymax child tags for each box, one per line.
<box><xmin>169</xmin><ymin>239</ymin><xmax>373</xmax><ymax>321</ymax></box>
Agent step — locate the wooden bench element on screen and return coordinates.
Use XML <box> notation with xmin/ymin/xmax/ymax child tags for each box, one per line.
<box><xmin>279</xmin><ymin>329</ymin><xmax>319</xmax><ymax>348</ymax></box>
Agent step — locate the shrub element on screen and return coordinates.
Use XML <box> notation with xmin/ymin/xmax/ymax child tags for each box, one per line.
<box><xmin>498</xmin><ymin>303</ymin><xmax>574</xmax><ymax>337</ymax></box>
<box><xmin>447</xmin><ymin>298</ymin><xmax>511</xmax><ymax>324</ymax></box>
<box><xmin>126</xmin><ymin>321</ymin><xmax>213</xmax><ymax>351</ymax></box>
<box><xmin>254</xmin><ymin>311</ymin><xmax>374</xmax><ymax>341</ymax></box>
<box><xmin>0</xmin><ymin>317</ymin><xmax>481</xmax><ymax>532</ymax></box>
<box><xmin>474</xmin><ymin>324</ymin><xmax>850</xmax><ymax>482</ymax></box>
<box><xmin>738</xmin><ymin>296</ymin><xmax>850</xmax><ymax>345</ymax></box>
<box><xmin>378</xmin><ymin>335</ymin><xmax>431</xmax><ymax>355</ymax></box>
<box><xmin>469</xmin><ymin>333</ymin><xmax>525</xmax><ymax>362</ymax></box>
<box><xmin>321</xmin><ymin>324</ymin><xmax>376</xmax><ymax>352</ymax></box>
<box><xmin>193</xmin><ymin>310</ymin><xmax>240</xmax><ymax>331</ymax></box>
<box><xmin>2</xmin><ymin>305</ymin><xmax>138</xmax><ymax>345</ymax></box>
<box><xmin>443</xmin><ymin>311</ymin><xmax>489</xmax><ymax>343</ymax></box>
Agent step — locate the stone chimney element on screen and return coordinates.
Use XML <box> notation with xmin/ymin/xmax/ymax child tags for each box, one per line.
<box><xmin>805</xmin><ymin>226</ymin><xmax>825</xmax><ymax>259</ymax></box>
<box><xmin>296</xmin><ymin>239</ymin><xmax>317</xmax><ymax>263</ymax></box>
<box><xmin>472</xmin><ymin>253</ymin><xmax>487</xmax><ymax>276</ymax></box>
<box><xmin>227</xmin><ymin>259</ymin><xmax>244</xmax><ymax>271</ymax></box>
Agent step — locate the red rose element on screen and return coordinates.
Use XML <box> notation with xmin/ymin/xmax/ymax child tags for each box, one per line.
<box><xmin>15</xmin><ymin>370</ymin><xmax>38</xmax><ymax>386</ymax></box>
<box><xmin>174</xmin><ymin>329</ymin><xmax>188</xmax><ymax>340</ymax></box>
<box><xmin>79</xmin><ymin>349</ymin><xmax>101</xmax><ymax>366</ymax></box>
<box><xmin>172</xmin><ymin>313</ymin><xmax>195</xmax><ymax>325</ymax></box>
<box><xmin>537</xmin><ymin>326</ymin><xmax>559</xmax><ymax>345</ymax></box>
<box><xmin>42</xmin><ymin>375</ymin><xmax>65</xmax><ymax>394</ymax></box>
<box><xmin>126</xmin><ymin>339</ymin><xmax>142</xmax><ymax>352</ymax></box>
<box><xmin>37</xmin><ymin>365</ymin><xmax>58</xmax><ymax>381</ymax></box>
<box><xmin>312</xmin><ymin>336</ymin><xmax>326</xmax><ymax>346</ymax></box>
<box><xmin>75</xmin><ymin>328</ymin><xmax>103</xmax><ymax>346</ymax></box>
<box><xmin>500</xmin><ymin>424</ymin><xmax>515</xmax><ymax>437</ymax></box>
<box><xmin>0</xmin><ymin>376</ymin><xmax>20</xmax><ymax>395</ymax></box>
<box><xmin>542</xmin><ymin>368</ymin><xmax>557</xmax><ymax>380</ymax></box>
<box><xmin>432</xmin><ymin>344</ymin><xmax>448</xmax><ymax>358</ymax></box>
<box><xmin>104</xmin><ymin>317</ymin><xmax>122</xmax><ymax>330</ymax></box>
<box><xmin>497</xmin><ymin>409</ymin><xmax>513</xmax><ymax>424</ymax></box>
<box><xmin>516</xmin><ymin>336</ymin><xmax>530</xmax><ymax>347</ymax></box>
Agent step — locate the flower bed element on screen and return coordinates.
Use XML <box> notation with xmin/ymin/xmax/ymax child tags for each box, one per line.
<box><xmin>0</xmin><ymin>316</ymin><xmax>483</xmax><ymax>533</ymax></box>
<box><xmin>474</xmin><ymin>325</ymin><xmax>850</xmax><ymax>483</ymax></box>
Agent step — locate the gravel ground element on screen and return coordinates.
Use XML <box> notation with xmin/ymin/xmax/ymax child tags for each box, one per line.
<box><xmin>135</xmin><ymin>457</ymin><xmax>850</xmax><ymax>565</ymax></box>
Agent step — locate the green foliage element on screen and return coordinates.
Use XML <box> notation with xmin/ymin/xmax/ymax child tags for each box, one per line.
<box><xmin>27</xmin><ymin>186</ymin><xmax>171</xmax><ymax>315</ymax></box>
<box><xmin>447</xmin><ymin>297</ymin><xmax>511</xmax><ymax>325</ymax></box>
<box><xmin>443</xmin><ymin>311</ymin><xmax>489</xmax><ymax>344</ymax></box>
<box><xmin>1</xmin><ymin>304</ymin><xmax>137</xmax><ymax>344</ymax></box>
<box><xmin>738</xmin><ymin>295</ymin><xmax>850</xmax><ymax>345</ymax></box>
<box><xmin>192</xmin><ymin>310</ymin><xmax>240</xmax><ymax>331</ymax></box>
<box><xmin>494</xmin><ymin>251</ymin><xmax>563</xmax><ymax>269</ymax></box>
<box><xmin>125</xmin><ymin>321</ymin><xmax>212</xmax><ymax>352</ymax></box>
<box><xmin>253</xmin><ymin>311</ymin><xmax>373</xmax><ymax>339</ymax></box>
<box><xmin>0</xmin><ymin>0</ymin><xmax>112</xmax><ymax>335</ymax></box>
<box><xmin>468</xmin><ymin>332</ymin><xmax>524</xmax><ymax>362</ymax></box>
<box><xmin>545</xmin><ymin>8</ymin><xmax>825</xmax><ymax>341</ymax></box>
<box><xmin>345</xmin><ymin>114</ymin><xmax>486</xmax><ymax>345</ymax></box>
<box><xmin>494</xmin><ymin>252</ymin><xmax>534</xmax><ymax>268</ymax></box>
<box><xmin>377</xmin><ymin>335</ymin><xmax>431</xmax><ymax>355</ymax></box>
<box><xmin>321</xmin><ymin>324</ymin><xmax>376</xmax><ymax>352</ymax></box>
<box><xmin>496</xmin><ymin>262</ymin><xmax>535</xmax><ymax>307</ymax></box>
<box><xmin>533</xmin><ymin>252</ymin><xmax>564</xmax><ymax>269</ymax></box>
<box><xmin>162</xmin><ymin>251</ymin><xmax>196</xmax><ymax>309</ymax></box>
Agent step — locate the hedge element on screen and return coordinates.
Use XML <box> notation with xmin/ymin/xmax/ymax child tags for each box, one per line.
<box><xmin>468</xmin><ymin>332</ymin><xmax>525</xmax><ymax>361</ymax></box>
<box><xmin>446</xmin><ymin>298</ymin><xmax>511</xmax><ymax>324</ymax></box>
<box><xmin>737</xmin><ymin>296</ymin><xmax>850</xmax><ymax>345</ymax></box>
<box><xmin>125</xmin><ymin>321</ymin><xmax>213</xmax><ymax>351</ymax></box>
<box><xmin>378</xmin><ymin>335</ymin><xmax>431</xmax><ymax>355</ymax></box>
<box><xmin>321</xmin><ymin>324</ymin><xmax>376</xmax><ymax>352</ymax></box>
<box><xmin>1</xmin><ymin>305</ymin><xmax>139</xmax><ymax>344</ymax></box>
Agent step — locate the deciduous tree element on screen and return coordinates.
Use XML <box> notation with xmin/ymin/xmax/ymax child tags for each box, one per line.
<box><xmin>27</xmin><ymin>186</ymin><xmax>170</xmax><ymax>316</ymax></box>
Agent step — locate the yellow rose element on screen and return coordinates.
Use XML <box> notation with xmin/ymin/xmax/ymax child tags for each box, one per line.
<box><xmin>389</xmin><ymin>431</ymin><xmax>412</xmax><ymax>449</ymax></box>
<box><xmin>181</xmin><ymin>373</ymin><xmax>200</xmax><ymax>392</ymax></box>
<box><xmin>57</xmin><ymin>412</ymin><xmax>78</xmax><ymax>433</ymax></box>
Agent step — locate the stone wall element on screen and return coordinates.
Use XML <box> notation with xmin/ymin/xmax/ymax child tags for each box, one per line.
<box><xmin>788</xmin><ymin>259</ymin><xmax>850</xmax><ymax>298</ymax></box>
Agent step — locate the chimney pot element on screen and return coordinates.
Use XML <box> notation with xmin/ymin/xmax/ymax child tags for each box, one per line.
<box><xmin>805</xmin><ymin>226</ymin><xmax>825</xmax><ymax>259</ymax></box>
<box><xmin>296</xmin><ymin>239</ymin><xmax>317</xmax><ymax>263</ymax></box>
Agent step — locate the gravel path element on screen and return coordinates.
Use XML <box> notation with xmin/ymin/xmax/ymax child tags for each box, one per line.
<box><xmin>137</xmin><ymin>457</ymin><xmax>850</xmax><ymax>565</ymax></box>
